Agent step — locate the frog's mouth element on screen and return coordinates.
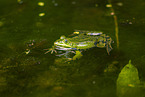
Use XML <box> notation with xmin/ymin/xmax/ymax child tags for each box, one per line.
<box><xmin>54</xmin><ymin>41</ymin><xmax>71</xmax><ymax>47</ymax></box>
<box><xmin>55</xmin><ymin>46</ymin><xmax>75</xmax><ymax>51</ymax></box>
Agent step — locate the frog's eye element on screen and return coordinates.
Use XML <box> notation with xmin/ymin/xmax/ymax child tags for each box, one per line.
<box><xmin>64</xmin><ymin>39</ymin><xmax>68</xmax><ymax>43</ymax></box>
<box><xmin>60</xmin><ymin>35</ymin><xmax>66</xmax><ymax>39</ymax></box>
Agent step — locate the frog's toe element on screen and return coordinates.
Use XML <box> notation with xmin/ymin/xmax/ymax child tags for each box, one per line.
<box><xmin>50</xmin><ymin>50</ymin><xmax>57</xmax><ymax>54</ymax></box>
<box><xmin>54</xmin><ymin>50</ymin><xmax>57</xmax><ymax>53</ymax></box>
<box><xmin>44</xmin><ymin>50</ymin><xmax>51</xmax><ymax>54</ymax></box>
<box><xmin>51</xmin><ymin>50</ymin><xmax>53</xmax><ymax>54</ymax></box>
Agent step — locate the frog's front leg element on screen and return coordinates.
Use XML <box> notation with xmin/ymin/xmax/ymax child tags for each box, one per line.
<box><xmin>62</xmin><ymin>50</ymin><xmax>83</xmax><ymax>62</ymax></box>
<box><xmin>61</xmin><ymin>50</ymin><xmax>83</xmax><ymax>61</ymax></box>
<box><xmin>72</xmin><ymin>50</ymin><xmax>83</xmax><ymax>60</ymax></box>
<box><xmin>55</xmin><ymin>51</ymin><xmax>81</xmax><ymax>62</ymax></box>
<box><xmin>44</xmin><ymin>45</ymin><xmax>57</xmax><ymax>54</ymax></box>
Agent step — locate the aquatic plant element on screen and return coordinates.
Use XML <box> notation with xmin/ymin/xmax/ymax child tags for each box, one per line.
<box><xmin>107</xmin><ymin>0</ymin><xmax>119</xmax><ymax>48</ymax></box>
<box><xmin>117</xmin><ymin>60</ymin><xmax>141</xmax><ymax>97</ymax></box>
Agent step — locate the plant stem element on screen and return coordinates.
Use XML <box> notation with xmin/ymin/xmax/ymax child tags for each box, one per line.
<box><xmin>108</xmin><ymin>0</ymin><xmax>119</xmax><ymax>48</ymax></box>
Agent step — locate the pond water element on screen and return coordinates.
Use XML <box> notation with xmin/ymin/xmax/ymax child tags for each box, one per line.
<box><xmin>0</xmin><ymin>0</ymin><xmax>145</xmax><ymax>97</ymax></box>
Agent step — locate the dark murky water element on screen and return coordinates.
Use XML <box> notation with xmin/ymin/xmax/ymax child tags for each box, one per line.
<box><xmin>0</xmin><ymin>0</ymin><xmax>145</xmax><ymax>97</ymax></box>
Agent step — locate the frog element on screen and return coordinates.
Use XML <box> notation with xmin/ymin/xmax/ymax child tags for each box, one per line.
<box><xmin>44</xmin><ymin>30</ymin><xmax>113</xmax><ymax>61</ymax></box>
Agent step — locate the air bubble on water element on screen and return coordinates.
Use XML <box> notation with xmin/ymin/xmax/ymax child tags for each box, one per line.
<box><xmin>116</xmin><ymin>2</ymin><xmax>123</xmax><ymax>6</ymax></box>
<box><xmin>129</xmin><ymin>22</ymin><xmax>132</xmax><ymax>24</ymax></box>
<box><xmin>92</xmin><ymin>81</ymin><xmax>96</xmax><ymax>84</ymax></box>
<box><xmin>95</xmin><ymin>4</ymin><xmax>98</xmax><ymax>7</ymax></box>
<box><xmin>106</xmin><ymin>4</ymin><xmax>112</xmax><ymax>8</ymax></box>
<box><xmin>38</xmin><ymin>2</ymin><xmax>44</xmax><ymax>6</ymax></box>
<box><xmin>72</xmin><ymin>1</ymin><xmax>76</xmax><ymax>4</ymax></box>
<box><xmin>54</xmin><ymin>3</ymin><xmax>58</xmax><ymax>6</ymax></box>
<box><xmin>110</xmin><ymin>12</ymin><xmax>114</xmax><ymax>15</ymax></box>
<box><xmin>17</xmin><ymin>0</ymin><xmax>23</xmax><ymax>4</ymax></box>
<box><xmin>0</xmin><ymin>21</ymin><xmax>4</xmax><ymax>27</ymax></box>
<box><xmin>52</xmin><ymin>0</ymin><xmax>55</xmax><ymax>3</ymax></box>
<box><xmin>39</xmin><ymin>13</ymin><xmax>45</xmax><ymax>17</ymax></box>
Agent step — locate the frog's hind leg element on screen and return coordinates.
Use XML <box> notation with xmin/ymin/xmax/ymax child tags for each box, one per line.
<box><xmin>106</xmin><ymin>43</ymin><xmax>113</xmax><ymax>55</ymax></box>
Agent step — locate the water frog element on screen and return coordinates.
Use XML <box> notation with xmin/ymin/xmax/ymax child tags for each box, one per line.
<box><xmin>45</xmin><ymin>30</ymin><xmax>113</xmax><ymax>61</ymax></box>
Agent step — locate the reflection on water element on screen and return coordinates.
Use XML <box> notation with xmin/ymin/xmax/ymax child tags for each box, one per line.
<box><xmin>0</xmin><ymin>0</ymin><xmax>145</xmax><ymax>97</ymax></box>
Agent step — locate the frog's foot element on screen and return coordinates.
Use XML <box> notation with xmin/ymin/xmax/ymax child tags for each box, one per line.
<box><xmin>44</xmin><ymin>48</ymin><xmax>57</xmax><ymax>54</ymax></box>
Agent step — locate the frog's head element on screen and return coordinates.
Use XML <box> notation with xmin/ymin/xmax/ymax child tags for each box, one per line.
<box><xmin>59</xmin><ymin>35</ymin><xmax>68</xmax><ymax>44</ymax></box>
<box><xmin>54</xmin><ymin>35</ymin><xmax>70</xmax><ymax>47</ymax></box>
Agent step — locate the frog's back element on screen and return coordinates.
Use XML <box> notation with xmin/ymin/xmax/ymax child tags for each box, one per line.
<box><xmin>69</xmin><ymin>33</ymin><xmax>100</xmax><ymax>42</ymax></box>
